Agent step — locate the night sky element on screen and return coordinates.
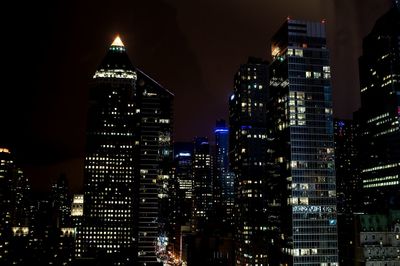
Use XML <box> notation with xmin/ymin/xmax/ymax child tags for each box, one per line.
<box><xmin>1</xmin><ymin>0</ymin><xmax>392</xmax><ymax>192</ymax></box>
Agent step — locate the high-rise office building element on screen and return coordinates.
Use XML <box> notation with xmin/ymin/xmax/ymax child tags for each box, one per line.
<box><xmin>267</xmin><ymin>19</ymin><xmax>338</xmax><ymax>265</ymax></box>
<box><xmin>0</xmin><ymin>148</ymin><xmax>32</xmax><ymax>264</ymax></box>
<box><xmin>171</xmin><ymin>142</ymin><xmax>193</xmax><ymax>262</ymax></box>
<box><xmin>135</xmin><ymin>65</ymin><xmax>173</xmax><ymax>265</ymax></box>
<box><xmin>333</xmin><ymin>119</ymin><xmax>361</xmax><ymax>265</ymax></box>
<box><xmin>192</xmin><ymin>137</ymin><xmax>213</xmax><ymax>232</ymax></box>
<box><xmin>173</xmin><ymin>142</ymin><xmax>194</xmax><ymax>225</ymax></box>
<box><xmin>50</xmin><ymin>175</ymin><xmax>72</xmax><ymax>228</ymax></box>
<box><xmin>333</xmin><ymin>119</ymin><xmax>359</xmax><ymax>214</ymax></box>
<box><xmin>80</xmin><ymin>36</ymin><xmax>173</xmax><ymax>265</ymax></box>
<box><xmin>214</xmin><ymin>120</ymin><xmax>234</xmax><ymax>224</ymax></box>
<box><xmin>71</xmin><ymin>194</ymin><xmax>84</xmax><ymax>258</ymax></box>
<box><xmin>229</xmin><ymin>57</ymin><xmax>269</xmax><ymax>265</ymax></box>
<box><xmin>0</xmin><ymin>147</ymin><xmax>16</xmax><ymax>263</ymax></box>
<box><xmin>48</xmin><ymin>175</ymin><xmax>75</xmax><ymax>265</ymax></box>
<box><xmin>356</xmin><ymin>2</ymin><xmax>400</xmax><ymax>211</ymax></box>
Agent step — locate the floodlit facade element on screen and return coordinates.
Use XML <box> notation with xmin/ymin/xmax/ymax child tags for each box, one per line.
<box><xmin>267</xmin><ymin>19</ymin><xmax>338</xmax><ymax>265</ymax></box>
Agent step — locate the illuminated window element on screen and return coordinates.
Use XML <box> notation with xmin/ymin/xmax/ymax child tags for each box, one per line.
<box><xmin>305</xmin><ymin>71</ymin><xmax>312</xmax><ymax>78</ymax></box>
<box><xmin>314</xmin><ymin>72</ymin><xmax>321</xmax><ymax>78</ymax></box>
<box><xmin>295</xmin><ymin>49</ymin><xmax>303</xmax><ymax>57</ymax></box>
<box><xmin>323</xmin><ymin>66</ymin><xmax>330</xmax><ymax>73</ymax></box>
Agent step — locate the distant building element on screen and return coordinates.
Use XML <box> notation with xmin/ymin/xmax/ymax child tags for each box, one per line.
<box><xmin>71</xmin><ymin>194</ymin><xmax>84</xmax><ymax>258</ymax></box>
<box><xmin>343</xmin><ymin>210</ymin><xmax>400</xmax><ymax>265</ymax></box>
<box><xmin>356</xmin><ymin>2</ymin><xmax>400</xmax><ymax>211</ymax></box>
<box><xmin>192</xmin><ymin>137</ymin><xmax>213</xmax><ymax>232</ymax></box>
<box><xmin>0</xmin><ymin>147</ymin><xmax>16</xmax><ymax>262</ymax></box>
<box><xmin>0</xmin><ymin>148</ymin><xmax>32</xmax><ymax>264</ymax></box>
<box><xmin>334</xmin><ymin>119</ymin><xmax>360</xmax><ymax>214</ymax></box>
<box><xmin>229</xmin><ymin>57</ymin><xmax>269</xmax><ymax>265</ymax></box>
<box><xmin>267</xmin><ymin>19</ymin><xmax>338</xmax><ymax>265</ymax></box>
<box><xmin>173</xmin><ymin>142</ymin><xmax>194</xmax><ymax>225</ymax></box>
<box><xmin>214</xmin><ymin>120</ymin><xmax>234</xmax><ymax>225</ymax></box>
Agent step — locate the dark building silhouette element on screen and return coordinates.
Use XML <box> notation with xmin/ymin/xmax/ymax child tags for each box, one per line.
<box><xmin>333</xmin><ymin>119</ymin><xmax>361</xmax><ymax>265</ymax></box>
<box><xmin>0</xmin><ymin>147</ymin><xmax>32</xmax><ymax>264</ymax></box>
<box><xmin>334</xmin><ymin>119</ymin><xmax>360</xmax><ymax>214</ymax></box>
<box><xmin>229</xmin><ymin>57</ymin><xmax>269</xmax><ymax>265</ymax></box>
<box><xmin>80</xmin><ymin>36</ymin><xmax>173</xmax><ymax>265</ymax></box>
<box><xmin>267</xmin><ymin>19</ymin><xmax>338</xmax><ymax>265</ymax></box>
<box><xmin>0</xmin><ymin>147</ymin><xmax>16</xmax><ymax>262</ymax></box>
<box><xmin>51</xmin><ymin>175</ymin><xmax>72</xmax><ymax>228</ymax></box>
<box><xmin>356</xmin><ymin>2</ymin><xmax>400</xmax><ymax>212</ymax></box>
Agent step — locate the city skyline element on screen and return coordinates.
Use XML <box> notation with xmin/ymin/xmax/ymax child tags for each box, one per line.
<box><xmin>0</xmin><ymin>2</ymin><xmax>399</xmax><ymax>265</ymax></box>
<box><xmin>1</xmin><ymin>0</ymin><xmax>393</xmax><ymax>192</ymax></box>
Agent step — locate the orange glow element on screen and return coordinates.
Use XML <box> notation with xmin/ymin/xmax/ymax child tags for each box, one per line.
<box><xmin>0</xmin><ymin>148</ymin><xmax>10</xmax><ymax>154</ymax></box>
<box><xmin>111</xmin><ymin>35</ymin><xmax>125</xmax><ymax>47</ymax></box>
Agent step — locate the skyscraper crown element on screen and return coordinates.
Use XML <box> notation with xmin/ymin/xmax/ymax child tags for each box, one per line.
<box><xmin>96</xmin><ymin>35</ymin><xmax>134</xmax><ymax>72</ymax></box>
<box><xmin>111</xmin><ymin>36</ymin><xmax>124</xmax><ymax>47</ymax></box>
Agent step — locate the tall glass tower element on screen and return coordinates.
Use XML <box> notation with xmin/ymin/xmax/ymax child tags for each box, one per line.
<box><xmin>80</xmin><ymin>36</ymin><xmax>173</xmax><ymax>265</ymax></box>
<box><xmin>214</xmin><ymin>120</ymin><xmax>234</xmax><ymax>223</ymax></box>
<box><xmin>191</xmin><ymin>137</ymin><xmax>213</xmax><ymax>233</ymax></box>
<box><xmin>229</xmin><ymin>57</ymin><xmax>269</xmax><ymax>265</ymax></box>
<box><xmin>356</xmin><ymin>3</ymin><xmax>400</xmax><ymax>211</ymax></box>
<box><xmin>267</xmin><ymin>20</ymin><xmax>338</xmax><ymax>265</ymax></box>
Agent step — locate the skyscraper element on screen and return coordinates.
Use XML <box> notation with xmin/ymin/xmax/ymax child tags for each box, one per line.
<box><xmin>49</xmin><ymin>175</ymin><xmax>74</xmax><ymax>265</ymax></box>
<box><xmin>171</xmin><ymin>142</ymin><xmax>194</xmax><ymax>261</ymax></box>
<box><xmin>50</xmin><ymin>175</ymin><xmax>72</xmax><ymax>228</ymax></box>
<box><xmin>71</xmin><ymin>194</ymin><xmax>84</xmax><ymax>258</ymax></box>
<box><xmin>214</xmin><ymin>120</ymin><xmax>234</xmax><ymax>224</ymax></box>
<box><xmin>229</xmin><ymin>57</ymin><xmax>269</xmax><ymax>265</ymax></box>
<box><xmin>333</xmin><ymin>119</ymin><xmax>359</xmax><ymax>214</ymax></box>
<box><xmin>80</xmin><ymin>36</ymin><xmax>173</xmax><ymax>265</ymax></box>
<box><xmin>135</xmin><ymin>65</ymin><xmax>173</xmax><ymax>265</ymax></box>
<box><xmin>356</xmin><ymin>2</ymin><xmax>400</xmax><ymax>211</ymax></box>
<box><xmin>267</xmin><ymin>19</ymin><xmax>338</xmax><ymax>265</ymax></box>
<box><xmin>173</xmin><ymin>142</ymin><xmax>194</xmax><ymax>226</ymax></box>
<box><xmin>192</xmin><ymin>137</ymin><xmax>213</xmax><ymax>233</ymax></box>
<box><xmin>0</xmin><ymin>148</ymin><xmax>32</xmax><ymax>264</ymax></box>
<box><xmin>0</xmin><ymin>147</ymin><xmax>17</xmax><ymax>263</ymax></box>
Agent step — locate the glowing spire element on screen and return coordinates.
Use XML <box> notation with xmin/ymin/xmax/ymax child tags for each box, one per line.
<box><xmin>111</xmin><ymin>35</ymin><xmax>124</xmax><ymax>47</ymax></box>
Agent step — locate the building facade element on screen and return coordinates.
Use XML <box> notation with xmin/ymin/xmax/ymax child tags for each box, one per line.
<box><xmin>80</xmin><ymin>36</ymin><xmax>173</xmax><ymax>265</ymax></box>
<box><xmin>351</xmin><ymin>211</ymin><xmax>400</xmax><ymax>266</ymax></box>
<box><xmin>267</xmin><ymin>19</ymin><xmax>338</xmax><ymax>265</ymax></box>
<box><xmin>356</xmin><ymin>3</ymin><xmax>400</xmax><ymax>212</ymax></box>
<box><xmin>229</xmin><ymin>57</ymin><xmax>269</xmax><ymax>265</ymax></box>
<box><xmin>0</xmin><ymin>148</ymin><xmax>32</xmax><ymax>264</ymax></box>
<box><xmin>334</xmin><ymin>119</ymin><xmax>359</xmax><ymax>214</ymax></box>
<box><xmin>214</xmin><ymin>120</ymin><xmax>234</xmax><ymax>225</ymax></box>
<box><xmin>192</xmin><ymin>137</ymin><xmax>213</xmax><ymax>233</ymax></box>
